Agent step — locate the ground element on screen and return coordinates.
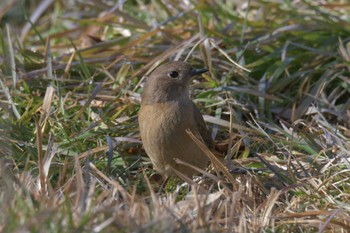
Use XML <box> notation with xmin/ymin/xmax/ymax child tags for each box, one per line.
<box><xmin>0</xmin><ymin>0</ymin><xmax>350</xmax><ymax>232</ymax></box>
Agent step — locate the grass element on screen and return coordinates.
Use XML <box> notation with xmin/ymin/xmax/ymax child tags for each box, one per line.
<box><xmin>1</xmin><ymin>0</ymin><xmax>350</xmax><ymax>232</ymax></box>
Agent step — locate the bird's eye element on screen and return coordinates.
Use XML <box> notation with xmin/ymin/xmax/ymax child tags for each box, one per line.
<box><xmin>168</xmin><ymin>71</ymin><xmax>179</xmax><ymax>78</ymax></box>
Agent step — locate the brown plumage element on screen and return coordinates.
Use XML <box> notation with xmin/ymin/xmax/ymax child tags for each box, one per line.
<box><xmin>138</xmin><ymin>61</ymin><xmax>213</xmax><ymax>177</ymax></box>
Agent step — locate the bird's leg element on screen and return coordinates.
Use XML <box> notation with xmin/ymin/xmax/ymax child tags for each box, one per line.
<box><xmin>158</xmin><ymin>176</ymin><xmax>170</xmax><ymax>195</ymax></box>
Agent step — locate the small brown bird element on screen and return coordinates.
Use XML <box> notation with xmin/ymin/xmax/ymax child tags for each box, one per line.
<box><xmin>139</xmin><ymin>61</ymin><xmax>213</xmax><ymax>178</ymax></box>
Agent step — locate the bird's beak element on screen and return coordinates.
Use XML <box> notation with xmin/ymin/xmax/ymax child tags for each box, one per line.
<box><xmin>191</xmin><ymin>68</ymin><xmax>208</xmax><ymax>77</ymax></box>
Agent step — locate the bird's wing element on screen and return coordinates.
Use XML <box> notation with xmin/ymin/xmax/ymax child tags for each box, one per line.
<box><xmin>192</xmin><ymin>102</ymin><xmax>214</xmax><ymax>149</ymax></box>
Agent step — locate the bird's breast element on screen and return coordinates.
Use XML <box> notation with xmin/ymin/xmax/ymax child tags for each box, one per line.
<box><xmin>138</xmin><ymin>101</ymin><xmax>208</xmax><ymax>176</ymax></box>
<box><xmin>139</xmin><ymin>101</ymin><xmax>194</xmax><ymax>136</ymax></box>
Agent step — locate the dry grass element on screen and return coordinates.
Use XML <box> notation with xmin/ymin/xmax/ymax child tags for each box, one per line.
<box><xmin>1</xmin><ymin>0</ymin><xmax>350</xmax><ymax>232</ymax></box>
